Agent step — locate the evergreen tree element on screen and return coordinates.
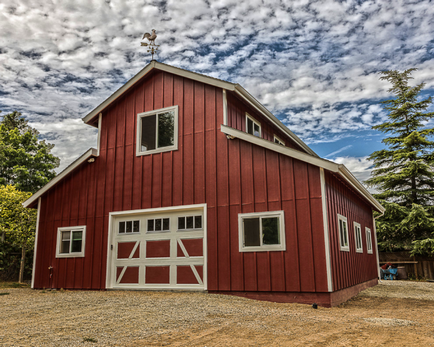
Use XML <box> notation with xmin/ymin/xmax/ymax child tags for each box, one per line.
<box><xmin>366</xmin><ymin>69</ymin><xmax>434</xmax><ymax>255</ymax></box>
<box><xmin>0</xmin><ymin>111</ymin><xmax>60</xmax><ymax>193</ymax></box>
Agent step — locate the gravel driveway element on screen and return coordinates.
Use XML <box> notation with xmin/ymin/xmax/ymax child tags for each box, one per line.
<box><xmin>1</xmin><ymin>281</ymin><xmax>434</xmax><ymax>346</ymax></box>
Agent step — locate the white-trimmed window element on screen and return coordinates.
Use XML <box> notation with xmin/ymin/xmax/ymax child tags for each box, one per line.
<box><xmin>354</xmin><ymin>222</ymin><xmax>363</xmax><ymax>253</ymax></box>
<box><xmin>136</xmin><ymin>105</ymin><xmax>178</xmax><ymax>156</ymax></box>
<box><xmin>178</xmin><ymin>215</ymin><xmax>203</xmax><ymax>231</ymax></box>
<box><xmin>366</xmin><ymin>227</ymin><xmax>373</xmax><ymax>254</ymax></box>
<box><xmin>338</xmin><ymin>214</ymin><xmax>349</xmax><ymax>252</ymax></box>
<box><xmin>147</xmin><ymin>218</ymin><xmax>170</xmax><ymax>233</ymax></box>
<box><xmin>56</xmin><ymin>226</ymin><xmax>86</xmax><ymax>258</ymax></box>
<box><xmin>238</xmin><ymin>211</ymin><xmax>285</xmax><ymax>252</ymax></box>
<box><xmin>246</xmin><ymin>113</ymin><xmax>261</xmax><ymax>137</ymax></box>
<box><xmin>274</xmin><ymin>135</ymin><xmax>285</xmax><ymax>146</ymax></box>
<box><xmin>119</xmin><ymin>220</ymin><xmax>140</xmax><ymax>234</ymax></box>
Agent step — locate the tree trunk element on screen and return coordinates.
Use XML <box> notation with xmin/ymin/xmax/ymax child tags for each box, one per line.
<box><xmin>19</xmin><ymin>245</ymin><xmax>26</xmax><ymax>283</ymax></box>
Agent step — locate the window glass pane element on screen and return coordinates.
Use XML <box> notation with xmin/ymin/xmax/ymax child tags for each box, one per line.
<box><xmin>247</xmin><ymin>118</ymin><xmax>253</xmax><ymax>134</ymax></box>
<box><xmin>119</xmin><ymin>222</ymin><xmax>125</xmax><ymax>234</ymax></box>
<box><xmin>254</xmin><ymin>123</ymin><xmax>260</xmax><ymax>137</ymax></box>
<box><xmin>62</xmin><ymin>231</ymin><xmax>70</xmax><ymax>241</ymax></box>
<box><xmin>339</xmin><ymin>220</ymin><xmax>344</xmax><ymax>246</ymax></box>
<box><xmin>157</xmin><ymin>112</ymin><xmax>174</xmax><ymax>148</ymax></box>
<box><xmin>186</xmin><ymin>216</ymin><xmax>194</xmax><ymax>229</ymax></box>
<box><xmin>274</xmin><ymin>138</ymin><xmax>279</xmax><ymax>143</ymax></box>
<box><xmin>155</xmin><ymin>219</ymin><xmax>162</xmax><ymax>231</ymax></box>
<box><xmin>61</xmin><ymin>240</ymin><xmax>70</xmax><ymax>254</ymax></box>
<box><xmin>141</xmin><ymin>115</ymin><xmax>156</xmax><ymax>151</ymax></box>
<box><xmin>343</xmin><ymin>221</ymin><xmax>348</xmax><ymax>245</ymax></box>
<box><xmin>244</xmin><ymin>218</ymin><xmax>260</xmax><ymax>247</ymax></box>
<box><xmin>126</xmin><ymin>221</ymin><xmax>132</xmax><ymax>233</ymax></box>
<box><xmin>262</xmin><ymin>217</ymin><xmax>280</xmax><ymax>245</ymax></box>
<box><xmin>194</xmin><ymin>216</ymin><xmax>202</xmax><ymax>229</ymax></box>
<box><xmin>163</xmin><ymin>218</ymin><xmax>170</xmax><ymax>231</ymax></box>
<box><xmin>178</xmin><ymin>217</ymin><xmax>185</xmax><ymax>230</ymax></box>
<box><xmin>71</xmin><ymin>231</ymin><xmax>82</xmax><ymax>253</ymax></box>
<box><xmin>147</xmin><ymin>219</ymin><xmax>154</xmax><ymax>232</ymax></box>
<box><xmin>133</xmin><ymin>221</ymin><xmax>140</xmax><ymax>233</ymax></box>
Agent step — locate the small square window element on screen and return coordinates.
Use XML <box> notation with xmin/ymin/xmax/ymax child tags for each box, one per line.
<box><xmin>354</xmin><ymin>222</ymin><xmax>363</xmax><ymax>253</ymax></box>
<box><xmin>366</xmin><ymin>227</ymin><xmax>373</xmax><ymax>254</ymax></box>
<box><xmin>338</xmin><ymin>214</ymin><xmax>349</xmax><ymax>252</ymax></box>
<box><xmin>273</xmin><ymin>135</ymin><xmax>285</xmax><ymax>146</ymax></box>
<box><xmin>246</xmin><ymin>113</ymin><xmax>261</xmax><ymax>137</ymax></box>
<box><xmin>119</xmin><ymin>220</ymin><xmax>140</xmax><ymax>234</ymax></box>
<box><xmin>177</xmin><ymin>215</ymin><xmax>203</xmax><ymax>231</ymax></box>
<box><xmin>238</xmin><ymin>211</ymin><xmax>285</xmax><ymax>252</ymax></box>
<box><xmin>136</xmin><ymin>106</ymin><xmax>178</xmax><ymax>156</ymax></box>
<box><xmin>56</xmin><ymin>226</ymin><xmax>86</xmax><ymax>258</ymax></box>
<box><xmin>147</xmin><ymin>218</ymin><xmax>170</xmax><ymax>233</ymax></box>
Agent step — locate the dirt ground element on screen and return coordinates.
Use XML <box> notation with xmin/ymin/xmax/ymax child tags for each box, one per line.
<box><xmin>1</xmin><ymin>281</ymin><xmax>434</xmax><ymax>346</ymax></box>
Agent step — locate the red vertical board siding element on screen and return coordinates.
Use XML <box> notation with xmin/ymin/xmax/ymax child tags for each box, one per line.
<box><xmin>325</xmin><ymin>172</ymin><xmax>377</xmax><ymax>292</ymax></box>
<box><xmin>33</xmin><ymin>71</ymin><xmax>360</xmax><ymax>296</ymax></box>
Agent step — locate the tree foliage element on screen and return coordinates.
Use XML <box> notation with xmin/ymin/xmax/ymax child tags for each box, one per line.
<box><xmin>0</xmin><ymin>185</ymin><xmax>37</xmax><ymax>281</ymax></box>
<box><xmin>366</xmin><ymin>69</ymin><xmax>434</xmax><ymax>255</ymax></box>
<box><xmin>0</xmin><ymin>111</ymin><xmax>60</xmax><ymax>193</ymax></box>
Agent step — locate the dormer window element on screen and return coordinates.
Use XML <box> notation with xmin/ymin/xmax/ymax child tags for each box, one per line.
<box><xmin>274</xmin><ymin>135</ymin><xmax>285</xmax><ymax>146</ymax></box>
<box><xmin>136</xmin><ymin>106</ymin><xmax>178</xmax><ymax>156</ymax></box>
<box><xmin>246</xmin><ymin>113</ymin><xmax>261</xmax><ymax>137</ymax></box>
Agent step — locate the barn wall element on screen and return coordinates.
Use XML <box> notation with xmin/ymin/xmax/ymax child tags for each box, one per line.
<box><xmin>325</xmin><ymin>172</ymin><xmax>378</xmax><ymax>291</ymax></box>
<box><xmin>34</xmin><ymin>70</ymin><xmax>328</xmax><ymax>293</ymax></box>
<box><xmin>226</xmin><ymin>92</ymin><xmax>306</xmax><ymax>152</ymax></box>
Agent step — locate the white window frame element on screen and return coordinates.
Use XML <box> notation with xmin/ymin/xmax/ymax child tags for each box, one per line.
<box><xmin>146</xmin><ymin>217</ymin><xmax>170</xmax><ymax>233</ymax></box>
<box><xmin>238</xmin><ymin>211</ymin><xmax>285</xmax><ymax>252</ymax></box>
<box><xmin>56</xmin><ymin>226</ymin><xmax>86</xmax><ymax>258</ymax></box>
<box><xmin>354</xmin><ymin>222</ymin><xmax>363</xmax><ymax>253</ymax></box>
<box><xmin>337</xmin><ymin>214</ymin><xmax>349</xmax><ymax>252</ymax></box>
<box><xmin>273</xmin><ymin>135</ymin><xmax>285</xmax><ymax>146</ymax></box>
<box><xmin>136</xmin><ymin>105</ymin><xmax>179</xmax><ymax>156</ymax></box>
<box><xmin>245</xmin><ymin>113</ymin><xmax>261</xmax><ymax>137</ymax></box>
<box><xmin>118</xmin><ymin>220</ymin><xmax>140</xmax><ymax>235</ymax></box>
<box><xmin>177</xmin><ymin>215</ymin><xmax>203</xmax><ymax>231</ymax></box>
<box><xmin>366</xmin><ymin>227</ymin><xmax>373</xmax><ymax>254</ymax></box>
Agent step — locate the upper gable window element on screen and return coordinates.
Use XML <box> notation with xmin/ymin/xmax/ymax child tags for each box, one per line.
<box><xmin>246</xmin><ymin>113</ymin><xmax>261</xmax><ymax>137</ymax></box>
<box><xmin>136</xmin><ymin>106</ymin><xmax>178</xmax><ymax>156</ymax></box>
<box><xmin>274</xmin><ymin>135</ymin><xmax>285</xmax><ymax>146</ymax></box>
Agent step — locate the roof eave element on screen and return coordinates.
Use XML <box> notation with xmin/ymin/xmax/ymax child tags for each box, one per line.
<box><xmin>23</xmin><ymin>148</ymin><xmax>98</xmax><ymax>208</ymax></box>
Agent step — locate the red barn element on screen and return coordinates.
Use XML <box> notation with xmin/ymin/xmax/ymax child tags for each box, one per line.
<box><xmin>24</xmin><ymin>61</ymin><xmax>384</xmax><ymax>307</ymax></box>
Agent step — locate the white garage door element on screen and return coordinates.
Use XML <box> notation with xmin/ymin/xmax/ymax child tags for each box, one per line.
<box><xmin>106</xmin><ymin>204</ymin><xmax>207</xmax><ymax>290</ymax></box>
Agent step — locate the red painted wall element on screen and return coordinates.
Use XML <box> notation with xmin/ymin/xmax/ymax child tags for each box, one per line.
<box><xmin>34</xmin><ymin>69</ymin><xmax>332</xmax><ymax>293</ymax></box>
<box><xmin>325</xmin><ymin>172</ymin><xmax>377</xmax><ymax>291</ymax></box>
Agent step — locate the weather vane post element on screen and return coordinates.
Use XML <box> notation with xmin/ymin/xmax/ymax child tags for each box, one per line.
<box><xmin>141</xmin><ymin>29</ymin><xmax>160</xmax><ymax>60</ymax></box>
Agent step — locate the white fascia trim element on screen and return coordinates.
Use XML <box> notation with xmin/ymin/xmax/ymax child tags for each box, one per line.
<box><xmin>23</xmin><ymin>148</ymin><xmax>98</xmax><ymax>208</ymax></box>
<box><xmin>233</xmin><ymin>85</ymin><xmax>318</xmax><ymax>157</ymax></box>
<box><xmin>222</xmin><ymin>125</ymin><xmax>338</xmax><ymax>172</ymax></box>
<box><xmin>31</xmin><ymin>197</ymin><xmax>41</xmax><ymax>289</ymax></box>
<box><xmin>320</xmin><ymin>169</ymin><xmax>333</xmax><ymax>292</ymax></box>
<box><xmin>223</xmin><ymin>89</ymin><xmax>228</xmax><ymax>126</ymax></box>
<box><xmin>221</xmin><ymin>125</ymin><xmax>384</xmax><ymax>213</ymax></box>
<box><xmin>338</xmin><ymin>165</ymin><xmax>385</xmax><ymax>213</ymax></box>
<box><xmin>83</xmin><ymin>61</ymin><xmax>235</xmax><ymax>125</ymax></box>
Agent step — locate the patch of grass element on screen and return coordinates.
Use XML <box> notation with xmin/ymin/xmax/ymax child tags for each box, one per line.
<box><xmin>0</xmin><ymin>282</ymin><xmax>29</xmax><ymax>288</ymax></box>
<box><xmin>83</xmin><ymin>337</ymin><xmax>98</xmax><ymax>343</ymax></box>
<box><xmin>0</xmin><ymin>292</ymin><xmax>10</xmax><ymax>296</ymax></box>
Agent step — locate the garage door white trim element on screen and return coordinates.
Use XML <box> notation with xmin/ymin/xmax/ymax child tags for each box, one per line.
<box><xmin>105</xmin><ymin>204</ymin><xmax>207</xmax><ymax>291</ymax></box>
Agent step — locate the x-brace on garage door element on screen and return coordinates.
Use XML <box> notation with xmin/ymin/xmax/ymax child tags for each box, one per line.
<box><xmin>106</xmin><ymin>204</ymin><xmax>207</xmax><ymax>291</ymax></box>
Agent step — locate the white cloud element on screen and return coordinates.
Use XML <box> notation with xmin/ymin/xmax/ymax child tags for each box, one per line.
<box><xmin>0</xmin><ymin>0</ymin><xmax>433</xmax><ymax>173</ymax></box>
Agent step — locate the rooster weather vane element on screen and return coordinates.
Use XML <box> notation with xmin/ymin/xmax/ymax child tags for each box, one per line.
<box><xmin>141</xmin><ymin>29</ymin><xmax>159</xmax><ymax>60</ymax></box>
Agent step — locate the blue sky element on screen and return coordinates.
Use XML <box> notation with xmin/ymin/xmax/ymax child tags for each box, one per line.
<box><xmin>0</xmin><ymin>0</ymin><xmax>434</xmax><ymax>189</ymax></box>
